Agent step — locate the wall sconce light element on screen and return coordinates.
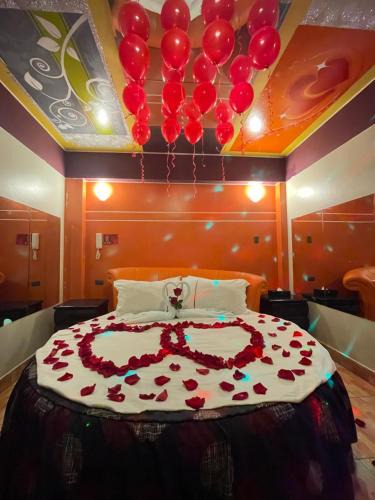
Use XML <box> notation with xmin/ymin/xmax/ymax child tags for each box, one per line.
<box><xmin>246</xmin><ymin>182</ymin><xmax>266</xmax><ymax>203</ymax></box>
<box><xmin>94</xmin><ymin>182</ymin><xmax>112</xmax><ymax>201</ymax></box>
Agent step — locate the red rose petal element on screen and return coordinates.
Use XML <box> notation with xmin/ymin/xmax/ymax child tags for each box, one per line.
<box><xmin>139</xmin><ymin>393</ymin><xmax>156</xmax><ymax>400</ymax></box>
<box><xmin>232</xmin><ymin>391</ymin><xmax>249</xmax><ymax>401</ymax></box>
<box><xmin>271</xmin><ymin>317</ymin><xmax>280</xmax><ymax>322</ymax></box>
<box><xmin>258</xmin><ymin>319</ymin><xmax>265</xmax><ymax>324</ymax></box>
<box><xmin>185</xmin><ymin>396</ymin><xmax>205</xmax><ymax>410</ymax></box>
<box><xmin>283</xmin><ymin>322</ymin><xmax>291</xmax><ymax>326</ymax></box>
<box><xmin>290</xmin><ymin>340</ymin><xmax>302</xmax><ymax>348</ymax></box>
<box><xmin>124</xmin><ymin>374</ymin><xmax>140</xmax><ymax>385</ymax></box>
<box><xmin>108</xmin><ymin>384</ymin><xmax>122</xmax><ymax>394</ymax></box>
<box><xmin>272</xmin><ymin>344</ymin><xmax>281</xmax><ymax>351</ymax></box>
<box><xmin>307</xmin><ymin>340</ymin><xmax>316</xmax><ymax>346</ymax></box>
<box><xmin>107</xmin><ymin>393</ymin><xmax>125</xmax><ymax>402</ymax></box>
<box><xmin>156</xmin><ymin>389</ymin><xmax>168</xmax><ymax>402</ymax></box>
<box><xmin>74</xmin><ymin>334</ymin><xmax>83</xmax><ymax>339</ymax></box>
<box><xmin>196</xmin><ymin>368</ymin><xmax>210</xmax><ymax>375</ymax></box>
<box><xmin>183</xmin><ymin>379</ymin><xmax>198</xmax><ymax>391</ymax></box>
<box><xmin>169</xmin><ymin>363</ymin><xmax>181</xmax><ymax>371</ymax></box>
<box><xmin>43</xmin><ymin>356</ymin><xmax>59</xmax><ymax>365</ymax></box>
<box><xmin>80</xmin><ymin>384</ymin><xmax>96</xmax><ymax>396</ymax></box>
<box><xmin>355</xmin><ymin>418</ymin><xmax>366</xmax><ymax>428</ymax></box>
<box><xmin>268</xmin><ymin>333</ymin><xmax>277</xmax><ymax>337</ymax></box>
<box><xmin>253</xmin><ymin>383</ymin><xmax>267</xmax><ymax>394</ymax></box>
<box><xmin>61</xmin><ymin>349</ymin><xmax>74</xmax><ymax>356</ymax></box>
<box><xmin>219</xmin><ymin>381</ymin><xmax>235</xmax><ymax>392</ymax></box>
<box><xmin>52</xmin><ymin>361</ymin><xmax>69</xmax><ymax>370</ymax></box>
<box><xmin>72</xmin><ymin>328</ymin><xmax>80</xmax><ymax>333</ymax></box>
<box><xmin>107</xmin><ymin>315</ymin><xmax>116</xmax><ymax>320</ymax></box>
<box><xmin>300</xmin><ymin>349</ymin><xmax>312</xmax><ymax>357</ymax></box>
<box><xmin>293</xmin><ymin>331</ymin><xmax>303</xmax><ymax>337</ymax></box>
<box><xmin>299</xmin><ymin>357</ymin><xmax>312</xmax><ymax>366</ymax></box>
<box><xmin>154</xmin><ymin>375</ymin><xmax>171</xmax><ymax>386</ymax></box>
<box><xmin>282</xmin><ymin>350</ymin><xmax>290</xmax><ymax>357</ymax></box>
<box><xmin>292</xmin><ymin>369</ymin><xmax>305</xmax><ymax>376</ymax></box>
<box><xmin>233</xmin><ymin>369</ymin><xmax>245</xmax><ymax>381</ymax></box>
<box><xmin>277</xmin><ymin>326</ymin><xmax>287</xmax><ymax>331</ymax></box>
<box><xmin>57</xmin><ymin>372</ymin><xmax>73</xmax><ymax>382</ymax></box>
<box><xmin>261</xmin><ymin>356</ymin><xmax>273</xmax><ymax>365</ymax></box>
<box><xmin>258</xmin><ymin>314</ymin><xmax>265</xmax><ymax>318</ymax></box>
<box><xmin>278</xmin><ymin>369</ymin><xmax>295</xmax><ymax>381</ymax></box>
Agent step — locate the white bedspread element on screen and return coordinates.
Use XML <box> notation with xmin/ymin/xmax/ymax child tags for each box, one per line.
<box><xmin>36</xmin><ymin>309</ymin><xmax>336</xmax><ymax>413</ymax></box>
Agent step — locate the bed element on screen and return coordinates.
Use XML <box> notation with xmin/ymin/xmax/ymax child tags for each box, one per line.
<box><xmin>0</xmin><ymin>268</ymin><xmax>357</xmax><ymax>500</ymax></box>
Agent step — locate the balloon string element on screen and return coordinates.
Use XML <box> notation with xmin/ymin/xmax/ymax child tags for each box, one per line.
<box><xmin>166</xmin><ymin>143</ymin><xmax>171</xmax><ymax>197</ymax></box>
<box><xmin>171</xmin><ymin>142</ymin><xmax>176</xmax><ymax>170</ymax></box>
<box><xmin>140</xmin><ymin>152</ymin><xmax>145</xmax><ymax>183</ymax></box>
<box><xmin>240</xmin><ymin>114</ymin><xmax>245</xmax><ymax>155</ymax></box>
<box><xmin>221</xmin><ymin>155</ymin><xmax>226</xmax><ymax>183</ymax></box>
<box><xmin>216</xmin><ymin>65</ymin><xmax>222</xmax><ymax>101</ymax></box>
<box><xmin>238</xmin><ymin>27</ymin><xmax>244</xmax><ymax>55</ymax></box>
<box><xmin>192</xmin><ymin>144</ymin><xmax>197</xmax><ymax>198</ymax></box>
<box><xmin>201</xmin><ymin>134</ymin><xmax>206</xmax><ymax>168</ymax></box>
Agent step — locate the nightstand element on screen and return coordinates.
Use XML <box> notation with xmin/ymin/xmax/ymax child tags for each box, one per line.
<box><xmin>260</xmin><ymin>294</ymin><xmax>309</xmax><ymax>330</ymax></box>
<box><xmin>0</xmin><ymin>300</ymin><xmax>43</xmax><ymax>325</ymax></box>
<box><xmin>54</xmin><ymin>299</ymin><xmax>109</xmax><ymax>331</ymax></box>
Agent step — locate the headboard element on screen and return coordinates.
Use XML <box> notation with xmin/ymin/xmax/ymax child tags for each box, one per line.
<box><xmin>107</xmin><ymin>267</ymin><xmax>268</xmax><ymax>312</ymax></box>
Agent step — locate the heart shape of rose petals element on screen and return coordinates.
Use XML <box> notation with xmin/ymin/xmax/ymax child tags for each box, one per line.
<box><xmin>183</xmin><ymin>379</ymin><xmax>198</xmax><ymax>391</ymax></box>
<box><xmin>125</xmin><ymin>374</ymin><xmax>140</xmax><ymax>385</ymax></box>
<box><xmin>156</xmin><ymin>389</ymin><xmax>168</xmax><ymax>401</ymax></box>
<box><xmin>196</xmin><ymin>368</ymin><xmax>210</xmax><ymax>375</ymax></box>
<box><xmin>220</xmin><ymin>381</ymin><xmax>235</xmax><ymax>392</ymax></box>
<box><xmin>299</xmin><ymin>357</ymin><xmax>312</xmax><ymax>366</ymax></box>
<box><xmin>107</xmin><ymin>393</ymin><xmax>125</xmax><ymax>402</ymax></box>
<box><xmin>253</xmin><ymin>383</ymin><xmax>267</xmax><ymax>394</ymax></box>
<box><xmin>155</xmin><ymin>375</ymin><xmax>171</xmax><ymax>386</ymax></box>
<box><xmin>139</xmin><ymin>393</ymin><xmax>156</xmax><ymax>400</ymax></box>
<box><xmin>52</xmin><ymin>361</ymin><xmax>69</xmax><ymax>370</ymax></box>
<box><xmin>169</xmin><ymin>363</ymin><xmax>181</xmax><ymax>371</ymax></box>
<box><xmin>278</xmin><ymin>369</ymin><xmax>295</xmax><ymax>381</ymax></box>
<box><xmin>261</xmin><ymin>356</ymin><xmax>273</xmax><ymax>365</ymax></box>
<box><xmin>57</xmin><ymin>372</ymin><xmax>73</xmax><ymax>382</ymax></box>
<box><xmin>290</xmin><ymin>340</ymin><xmax>302</xmax><ymax>349</ymax></box>
<box><xmin>232</xmin><ymin>391</ymin><xmax>248</xmax><ymax>401</ymax></box>
<box><xmin>81</xmin><ymin>384</ymin><xmax>96</xmax><ymax>396</ymax></box>
<box><xmin>233</xmin><ymin>369</ymin><xmax>245</xmax><ymax>380</ymax></box>
<box><xmin>185</xmin><ymin>396</ymin><xmax>205</xmax><ymax>410</ymax></box>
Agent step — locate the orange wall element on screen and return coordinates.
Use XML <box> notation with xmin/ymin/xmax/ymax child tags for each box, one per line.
<box><xmin>64</xmin><ymin>182</ymin><xmax>288</xmax><ymax>301</ymax></box>
<box><xmin>292</xmin><ymin>194</ymin><xmax>375</xmax><ymax>294</ymax></box>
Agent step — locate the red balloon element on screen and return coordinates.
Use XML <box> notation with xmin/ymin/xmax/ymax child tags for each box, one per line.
<box><xmin>162</xmin><ymin>117</ymin><xmax>181</xmax><ymax>143</ymax></box>
<box><xmin>229</xmin><ymin>55</ymin><xmax>253</xmax><ymax>85</ymax></box>
<box><xmin>185</xmin><ymin>120</ymin><xmax>203</xmax><ymax>144</ymax></box>
<box><xmin>215</xmin><ymin>100</ymin><xmax>234</xmax><ymax>122</ymax></box>
<box><xmin>136</xmin><ymin>103</ymin><xmax>151</xmax><ymax>123</ymax></box>
<box><xmin>248</xmin><ymin>26</ymin><xmax>281</xmax><ymax>70</ymax></box>
<box><xmin>161</xmin><ymin>28</ymin><xmax>191</xmax><ymax>71</ymax></box>
<box><xmin>161</xmin><ymin>0</ymin><xmax>190</xmax><ymax>32</ymax></box>
<box><xmin>193</xmin><ymin>81</ymin><xmax>217</xmax><ymax>115</ymax></box>
<box><xmin>192</xmin><ymin>53</ymin><xmax>217</xmax><ymax>83</ymax></box>
<box><xmin>132</xmin><ymin>121</ymin><xmax>151</xmax><ymax>145</ymax></box>
<box><xmin>247</xmin><ymin>0</ymin><xmax>279</xmax><ymax>37</ymax></box>
<box><xmin>201</xmin><ymin>0</ymin><xmax>234</xmax><ymax>25</ymax></box>
<box><xmin>216</xmin><ymin>121</ymin><xmax>234</xmax><ymax>145</ymax></box>
<box><xmin>183</xmin><ymin>101</ymin><xmax>201</xmax><ymax>121</ymax></box>
<box><xmin>122</xmin><ymin>83</ymin><xmax>146</xmax><ymax>115</ymax></box>
<box><xmin>229</xmin><ymin>82</ymin><xmax>254</xmax><ymax>114</ymax></box>
<box><xmin>119</xmin><ymin>34</ymin><xmax>150</xmax><ymax>82</ymax></box>
<box><xmin>202</xmin><ymin>19</ymin><xmax>234</xmax><ymax>67</ymax></box>
<box><xmin>162</xmin><ymin>81</ymin><xmax>186</xmax><ymax>114</ymax></box>
<box><xmin>161</xmin><ymin>103</ymin><xmax>175</xmax><ymax>118</ymax></box>
<box><xmin>162</xmin><ymin>61</ymin><xmax>185</xmax><ymax>83</ymax></box>
<box><xmin>118</xmin><ymin>2</ymin><xmax>150</xmax><ymax>41</ymax></box>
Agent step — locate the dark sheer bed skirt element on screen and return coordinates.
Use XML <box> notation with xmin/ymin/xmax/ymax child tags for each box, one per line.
<box><xmin>0</xmin><ymin>361</ymin><xmax>357</xmax><ymax>500</ymax></box>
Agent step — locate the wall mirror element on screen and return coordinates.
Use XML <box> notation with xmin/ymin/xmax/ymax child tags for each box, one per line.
<box><xmin>292</xmin><ymin>193</ymin><xmax>375</xmax><ymax>321</ymax></box>
<box><xmin>0</xmin><ymin>196</ymin><xmax>60</xmax><ymax>326</ymax></box>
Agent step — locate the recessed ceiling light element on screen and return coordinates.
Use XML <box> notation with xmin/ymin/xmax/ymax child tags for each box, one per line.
<box><xmin>246</xmin><ymin>182</ymin><xmax>266</xmax><ymax>203</ymax></box>
<box><xmin>247</xmin><ymin>115</ymin><xmax>263</xmax><ymax>134</ymax></box>
<box><xmin>96</xmin><ymin>108</ymin><xmax>109</xmax><ymax>126</ymax></box>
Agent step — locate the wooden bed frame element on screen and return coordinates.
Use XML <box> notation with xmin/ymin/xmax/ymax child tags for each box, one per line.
<box><xmin>107</xmin><ymin>267</ymin><xmax>268</xmax><ymax>312</ymax></box>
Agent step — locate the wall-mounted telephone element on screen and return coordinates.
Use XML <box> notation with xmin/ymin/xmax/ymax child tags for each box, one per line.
<box><xmin>96</xmin><ymin>233</ymin><xmax>103</xmax><ymax>260</ymax></box>
<box><xmin>31</xmin><ymin>233</ymin><xmax>39</xmax><ymax>261</ymax></box>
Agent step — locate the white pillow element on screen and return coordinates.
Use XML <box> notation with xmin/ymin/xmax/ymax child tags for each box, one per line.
<box><xmin>182</xmin><ymin>276</ymin><xmax>249</xmax><ymax>314</ymax></box>
<box><xmin>114</xmin><ymin>278</ymin><xmax>180</xmax><ymax>316</ymax></box>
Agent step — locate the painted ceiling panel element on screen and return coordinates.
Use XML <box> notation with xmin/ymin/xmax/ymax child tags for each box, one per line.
<box><xmin>0</xmin><ymin>4</ymin><xmax>131</xmax><ymax>150</ymax></box>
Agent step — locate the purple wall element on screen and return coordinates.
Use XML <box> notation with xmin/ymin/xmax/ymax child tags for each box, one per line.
<box><xmin>286</xmin><ymin>81</ymin><xmax>375</xmax><ymax>180</ymax></box>
<box><xmin>0</xmin><ymin>83</ymin><xmax>65</xmax><ymax>175</ymax></box>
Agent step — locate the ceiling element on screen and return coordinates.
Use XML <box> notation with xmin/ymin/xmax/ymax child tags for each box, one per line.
<box><xmin>0</xmin><ymin>0</ymin><xmax>374</xmax><ymax>156</ymax></box>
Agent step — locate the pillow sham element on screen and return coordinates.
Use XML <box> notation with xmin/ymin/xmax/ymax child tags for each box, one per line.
<box><xmin>114</xmin><ymin>278</ymin><xmax>180</xmax><ymax>316</ymax></box>
<box><xmin>182</xmin><ymin>276</ymin><xmax>249</xmax><ymax>314</ymax></box>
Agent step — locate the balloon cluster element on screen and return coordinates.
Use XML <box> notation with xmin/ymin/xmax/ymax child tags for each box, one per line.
<box><xmin>118</xmin><ymin>2</ymin><xmax>151</xmax><ymax>146</ymax></box>
<box><xmin>160</xmin><ymin>0</ymin><xmax>191</xmax><ymax>145</ymax></box>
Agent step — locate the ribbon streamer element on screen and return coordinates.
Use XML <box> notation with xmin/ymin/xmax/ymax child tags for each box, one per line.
<box><xmin>140</xmin><ymin>152</ymin><xmax>145</xmax><ymax>183</ymax></box>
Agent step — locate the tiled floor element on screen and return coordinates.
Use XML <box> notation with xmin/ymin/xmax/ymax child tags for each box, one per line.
<box><xmin>0</xmin><ymin>364</ymin><xmax>374</xmax><ymax>498</ymax></box>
